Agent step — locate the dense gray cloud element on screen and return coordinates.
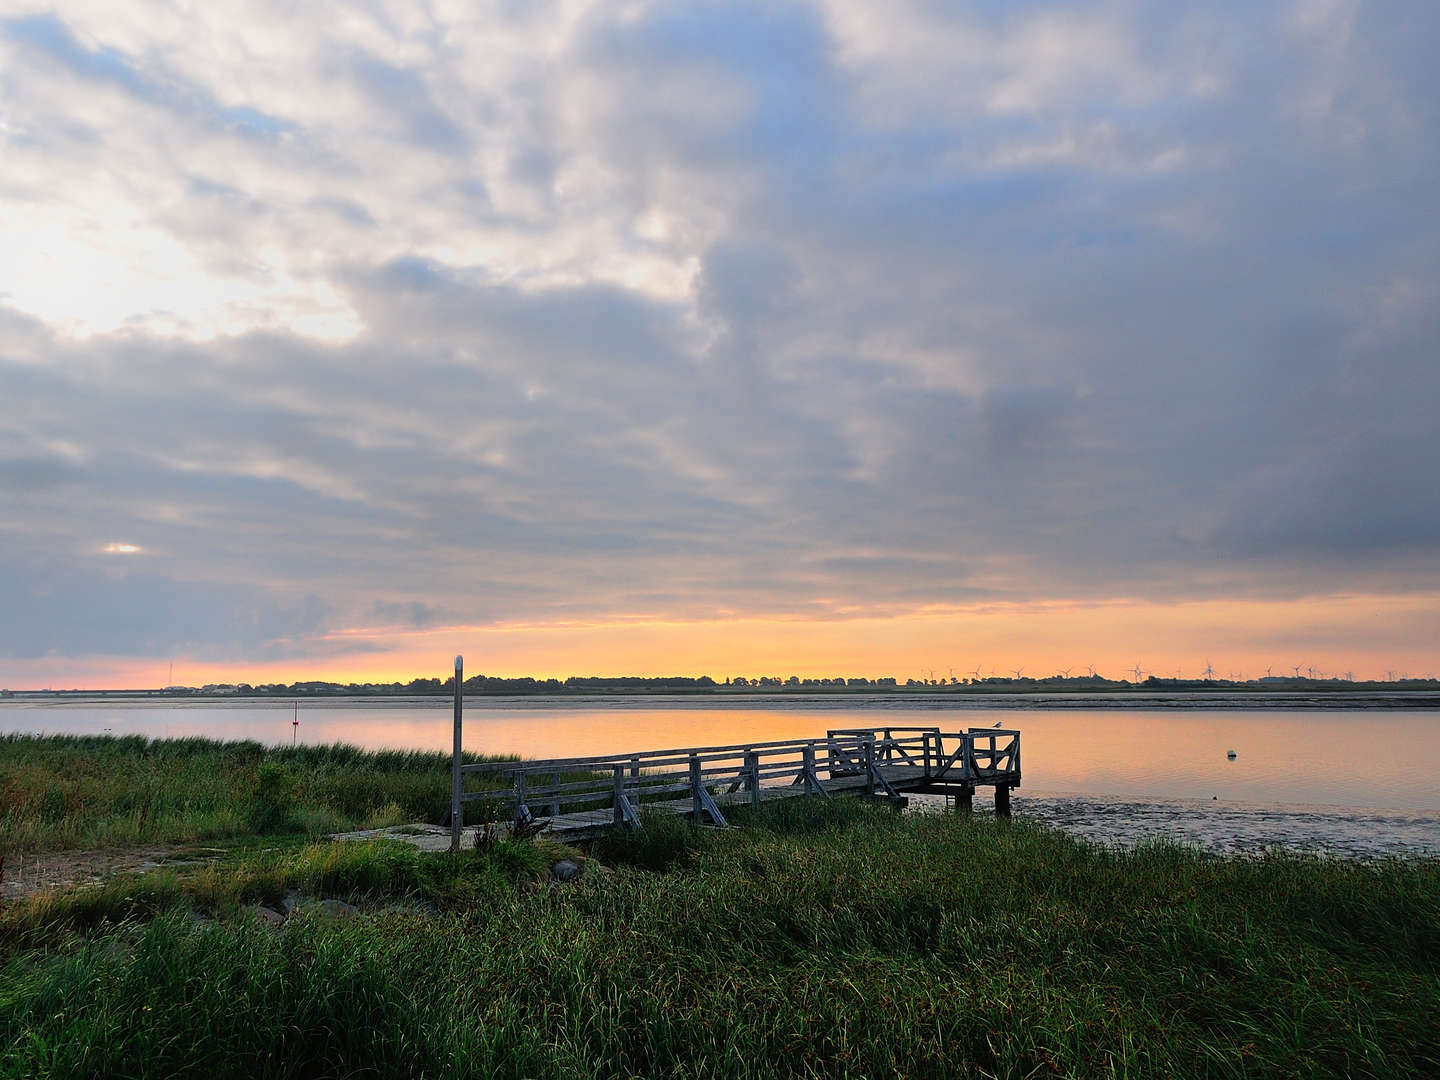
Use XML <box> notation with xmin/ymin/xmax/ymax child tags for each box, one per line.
<box><xmin>1</xmin><ymin>0</ymin><xmax>1437</xmax><ymax>660</ymax></box>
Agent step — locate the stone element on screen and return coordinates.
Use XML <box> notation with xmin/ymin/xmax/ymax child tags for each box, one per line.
<box><xmin>253</xmin><ymin>906</ymin><xmax>286</xmax><ymax>926</ymax></box>
<box><xmin>281</xmin><ymin>889</ymin><xmax>302</xmax><ymax>916</ymax></box>
<box><xmin>552</xmin><ymin>859</ymin><xmax>583</xmax><ymax>883</ymax></box>
<box><xmin>318</xmin><ymin>898</ymin><xmax>359</xmax><ymax>918</ymax></box>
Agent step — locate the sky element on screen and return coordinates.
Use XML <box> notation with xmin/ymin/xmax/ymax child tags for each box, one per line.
<box><xmin>2</xmin><ymin>0</ymin><xmax>1438</xmax><ymax>688</ymax></box>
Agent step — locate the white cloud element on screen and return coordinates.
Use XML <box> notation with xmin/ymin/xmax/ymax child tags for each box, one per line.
<box><xmin>1</xmin><ymin>0</ymin><xmax>1438</xmax><ymax>661</ymax></box>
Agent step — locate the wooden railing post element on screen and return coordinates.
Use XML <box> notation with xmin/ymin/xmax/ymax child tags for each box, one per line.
<box><xmin>745</xmin><ymin>749</ymin><xmax>760</xmax><ymax>807</ymax></box>
<box><xmin>690</xmin><ymin>753</ymin><xmax>702</xmax><ymax>823</ymax></box>
<box><xmin>864</xmin><ymin>737</ymin><xmax>875</xmax><ymax>796</ymax></box>
<box><xmin>630</xmin><ymin>755</ymin><xmax>640</xmax><ymax>807</ymax></box>
<box><xmin>613</xmin><ymin>765</ymin><xmax>625</xmax><ymax>829</ymax></box>
<box><xmin>450</xmin><ymin>655</ymin><xmax>463</xmax><ymax>852</ymax></box>
<box><xmin>923</xmin><ymin>732</ymin><xmax>932</xmax><ymax>779</ymax></box>
<box><xmin>803</xmin><ymin>743</ymin><xmax>816</xmax><ymax>796</ymax></box>
<box><xmin>514</xmin><ymin>770</ymin><xmax>526</xmax><ymax>823</ymax></box>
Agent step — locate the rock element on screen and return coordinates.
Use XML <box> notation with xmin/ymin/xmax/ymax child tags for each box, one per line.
<box><xmin>317</xmin><ymin>898</ymin><xmax>359</xmax><ymax>918</ymax></box>
<box><xmin>281</xmin><ymin>889</ymin><xmax>302</xmax><ymax>916</ymax></box>
<box><xmin>253</xmin><ymin>906</ymin><xmax>286</xmax><ymax>926</ymax></box>
<box><xmin>188</xmin><ymin>910</ymin><xmax>212</xmax><ymax>926</ymax></box>
<box><xmin>551</xmin><ymin>859</ymin><xmax>583</xmax><ymax>883</ymax></box>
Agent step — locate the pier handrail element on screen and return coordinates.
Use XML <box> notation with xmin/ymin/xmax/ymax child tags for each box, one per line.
<box><xmin>455</xmin><ymin>728</ymin><xmax>1020</xmax><ymax>834</ymax></box>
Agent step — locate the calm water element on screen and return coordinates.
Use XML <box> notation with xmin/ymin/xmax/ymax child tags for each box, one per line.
<box><xmin>5</xmin><ymin>697</ymin><xmax>1438</xmax><ymax>855</ymax></box>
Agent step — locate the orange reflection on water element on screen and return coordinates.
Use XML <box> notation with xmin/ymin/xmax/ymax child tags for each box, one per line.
<box><xmin>5</xmin><ymin>700</ymin><xmax>1439</xmax><ymax>811</ymax></box>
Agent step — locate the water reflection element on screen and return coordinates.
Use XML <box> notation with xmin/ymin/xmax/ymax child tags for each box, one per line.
<box><xmin>3</xmin><ymin>698</ymin><xmax>1438</xmax><ymax>813</ymax></box>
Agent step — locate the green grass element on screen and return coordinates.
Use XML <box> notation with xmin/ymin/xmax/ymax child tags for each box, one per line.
<box><xmin>2</xmin><ymin>801</ymin><xmax>1438</xmax><ymax>1078</ymax></box>
<box><xmin>0</xmin><ymin>734</ymin><xmax>517</xmax><ymax>853</ymax></box>
<box><xmin>0</xmin><ymin>837</ymin><xmax>572</xmax><ymax>948</ymax></box>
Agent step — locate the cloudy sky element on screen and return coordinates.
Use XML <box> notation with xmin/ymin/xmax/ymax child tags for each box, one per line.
<box><xmin>2</xmin><ymin>0</ymin><xmax>1437</xmax><ymax>687</ymax></box>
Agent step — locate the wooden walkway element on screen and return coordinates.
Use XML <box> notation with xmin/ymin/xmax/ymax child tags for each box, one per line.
<box><xmin>452</xmin><ymin>726</ymin><xmax>1021</xmax><ymax>843</ymax></box>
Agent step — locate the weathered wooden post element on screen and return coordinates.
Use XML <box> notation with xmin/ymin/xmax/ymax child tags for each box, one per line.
<box><xmin>612</xmin><ymin>765</ymin><xmax>625</xmax><ymax>829</ymax></box>
<box><xmin>958</xmin><ymin>785</ymin><xmax>973</xmax><ymax>814</ymax></box>
<box><xmin>803</xmin><ymin>743</ymin><xmax>816</xmax><ymax>796</ymax></box>
<box><xmin>864</xmin><ymin>736</ymin><xmax>875</xmax><ymax>797</ymax></box>
<box><xmin>745</xmin><ymin>749</ymin><xmax>760</xmax><ymax>807</ymax></box>
<box><xmin>549</xmin><ymin>770</ymin><xmax>560</xmax><ymax>819</ymax></box>
<box><xmin>689</xmin><ymin>753</ymin><xmax>702</xmax><ymax>822</ymax></box>
<box><xmin>995</xmin><ymin>784</ymin><xmax>1011</xmax><ymax>818</ymax></box>
<box><xmin>450</xmin><ymin>654</ymin><xmax>463</xmax><ymax>852</ymax></box>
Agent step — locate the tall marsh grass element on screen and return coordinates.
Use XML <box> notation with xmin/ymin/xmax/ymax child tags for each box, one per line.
<box><xmin>2</xmin><ymin>804</ymin><xmax>1437</xmax><ymax>1078</ymax></box>
<box><xmin>0</xmin><ymin>734</ymin><xmax>514</xmax><ymax>852</ymax></box>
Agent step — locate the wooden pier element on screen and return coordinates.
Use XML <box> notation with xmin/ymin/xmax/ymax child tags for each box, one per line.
<box><xmin>452</xmin><ymin>725</ymin><xmax>1021</xmax><ymax>843</ymax></box>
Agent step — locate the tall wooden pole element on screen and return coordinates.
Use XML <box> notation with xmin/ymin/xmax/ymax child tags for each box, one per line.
<box><xmin>450</xmin><ymin>654</ymin><xmax>463</xmax><ymax>851</ymax></box>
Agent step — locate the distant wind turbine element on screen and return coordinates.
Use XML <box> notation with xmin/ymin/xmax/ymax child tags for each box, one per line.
<box><xmin>1011</xmin><ymin>667</ymin><xmax>1025</xmax><ymax>679</ymax></box>
<box><xmin>1060</xmin><ymin>667</ymin><xmax>1072</xmax><ymax>679</ymax></box>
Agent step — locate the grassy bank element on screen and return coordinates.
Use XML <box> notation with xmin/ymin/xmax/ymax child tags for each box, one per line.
<box><xmin>3</xmin><ymin>798</ymin><xmax>1438</xmax><ymax>1078</ymax></box>
<box><xmin>0</xmin><ymin>734</ymin><xmax>514</xmax><ymax>853</ymax></box>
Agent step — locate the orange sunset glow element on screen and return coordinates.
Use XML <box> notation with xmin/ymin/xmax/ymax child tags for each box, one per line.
<box><xmin>11</xmin><ymin>592</ymin><xmax>1437</xmax><ymax>691</ymax></box>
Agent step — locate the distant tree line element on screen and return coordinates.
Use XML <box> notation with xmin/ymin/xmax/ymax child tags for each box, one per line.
<box><xmin>164</xmin><ymin>673</ymin><xmax>1440</xmax><ymax>697</ymax></box>
<box><xmin>9</xmin><ymin>673</ymin><xmax>1437</xmax><ymax>698</ymax></box>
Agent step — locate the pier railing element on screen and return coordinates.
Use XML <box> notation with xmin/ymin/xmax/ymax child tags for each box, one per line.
<box><xmin>456</xmin><ymin>727</ymin><xmax>1020</xmax><ymax>834</ymax></box>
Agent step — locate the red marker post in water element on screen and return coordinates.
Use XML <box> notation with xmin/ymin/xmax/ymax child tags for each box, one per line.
<box><xmin>292</xmin><ymin>702</ymin><xmax>299</xmax><ymax>745</ymax></box>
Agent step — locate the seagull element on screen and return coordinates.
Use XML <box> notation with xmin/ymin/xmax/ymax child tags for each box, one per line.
<box><xmin>993</xmin><ymin>720</ymin><xmax>1002</xmax><ymax>727</ymax></box>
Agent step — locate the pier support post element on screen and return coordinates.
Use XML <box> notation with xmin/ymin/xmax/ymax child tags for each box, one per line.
<box><xmin>613</xmin><ymin>766</ymin><xmax>625</xmax><ymax>829</ymax></box>
<box><xmin>958</xmin><ymin>786</ymin><xmax>973</xmax><ymax>815</ymax></box>
<box><xmin>690</xmin><ymin>753</ymin><xmax>702</xmax><ymax>823</ymax></box>
<box><xmin>450</xmin><ymin>655</ymin><xmax>463</xmax><ymax>852</ymax></box>
<box><xmin>995</xmin><ymin>784</ymin><xmax>1011</xmax><ymax>819</ymax></box>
